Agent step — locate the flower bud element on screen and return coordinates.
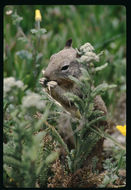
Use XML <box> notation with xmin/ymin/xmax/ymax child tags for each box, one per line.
<box><xmin>35</xmin><ymin>9</ymin><xmax>42</xmax><ymax>21</ymax></box>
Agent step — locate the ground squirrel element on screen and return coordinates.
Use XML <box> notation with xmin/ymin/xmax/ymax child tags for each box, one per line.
<box><xmin>40</xmin><ymin>40</ymin><xmax>108</xmax><ymax>167</ymax></box>
<box><xmin>40</xmin><ymin>39</ymin><xmax>107</xmax><ymax>117</ymax></box>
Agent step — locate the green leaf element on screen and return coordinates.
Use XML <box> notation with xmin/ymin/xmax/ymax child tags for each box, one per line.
<box><xmin>45</xmin><ymin>151</ymin><xmax>59</xmax><ymax>164</ymax></box>
<box><xmin>91</xmin><ymin>83</ymin><xmax>117</xmax><ymax>97</ymax></box>
<box><xmin>36</xmin><ymin>53</ymin><xmax>43</xmax><ymax>63</ymax></box>
<box><xmin>68</xmin><ymin>75</ymin><xmax>82</xmax><ymax>86</ymax></box>
<box><xmin>17</xmin><ymin>37</ymin><xmax>28</xmax><ymax>44</ymax></box>
<box><xmin>46</xmin><ymin>124</ymin><xmax>69</xmax><ymax>154</ymax></box>
<box><xmin>64</xmin><ymin>92</ymin><xmax>84</xmax><ymax>111</ymax></box>
<box><xmin>100</xmin><ymin>175</ymin><xmax>110</xmax><ymax>187</ymax></box>
<box><xmin>64</xmin><ymin>92</ymin><xmax>83</xmax><ymax>104</ymax></box>
<box><xmin>95</xmin><ymin>62</ymin><xmax>108</xmax><ymax>72</ymax></box>
<box><xmin>4</xmin><ymin>164</ymin><xmax>13</xmax><ymax>179</ymax></box>
<box><xmin>16</xmin><ymin>50</ymin><xmax>32</xmax><ymax>61</ymax></box>
<box><xmin>4</xmin><ymin>155</ymin><xmax>21</xmax><ymax>168</ymax></box>
<box><xmin>30</xmin><ymin>28</ymin><xmax>47</xmax><ymax>35</ymax></box>
<box><xmin>80</xmin><ymin>67</ymin><xmax>90</xmax><ymax>79</ymax></box>
<box><xmin>11</xmin><ymin>11</ymin><xmax>23</xmax><ymax>25</ymax></box>
<box><xmin>4</xmin><ymin>99</ymin><xmax>9</xmax><ymax>113</ymax></box>
<box><xmin>92</xmin><ymin>110</ymin><xmax>104</xmax><ymax>116</ymax></box>
<box><xmin>34</xmin><ymin>131</ymin><xmax>46</xmax><ymax>143</ymax></box>
<box><xmin>38</xmin><ymin>28</ymin><xmax>47</xmax><ymax>35</ymax></box>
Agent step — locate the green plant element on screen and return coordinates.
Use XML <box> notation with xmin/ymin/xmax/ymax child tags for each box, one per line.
<box><xmin>99</xmin><ymin>148</ymin><xmax>126</xmax><ymax>187</ymax></box>
<box><xmin>62</xmin><ymin>43</ymin><xmax>117</xmax><ymax>172</ymax></box>
<box><xmin>3</xmin><ymin>100</ymin><xmax>62</xmax><ymax>187</ymax></box>
<box><xmin>4</xmin><ymin>9</ymin><xmax>47</xmax><ymax>90</ymax></box>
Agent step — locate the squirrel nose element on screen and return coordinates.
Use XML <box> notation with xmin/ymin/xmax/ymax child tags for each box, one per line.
<box><xmin>44</xmin><ymin>74</ymin><xmax>50</xmax><ymax>82</ymax></box>
<box><xmin>43</xmin><ymin>69</ymin><xmax>50</xmax><ymax>80</ymax></box>
<box><xmin>43</xmin><ymin>78</ymin><xmax>49</xmax><ymax>86</ymax></box>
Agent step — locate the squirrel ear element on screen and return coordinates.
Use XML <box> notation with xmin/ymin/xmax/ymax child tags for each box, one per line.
<box><xmin>65</xmin><ymin>39</ymin><xmax>72</xmax><ymax>48</ymax></box>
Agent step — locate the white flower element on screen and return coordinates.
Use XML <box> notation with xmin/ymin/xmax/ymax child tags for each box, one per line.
<box><xmin>42</xmin><ymin>69</ymin><xmax>45</xmax><ymax>75</ymax></box>
<box><xmin>4</xmin><ymin>77</ymin><xmax>24</xmax><ymax>95</ymax></box>
<box><xmin>110</xmin><ymin>42</ymin><xmax>116</xmax><ymax>49</ymax></box>
<box><xmin>15</xmin><ymin>80</ymin><xmax>24</xmax><ymax>88</ymax></box>
<box><xmin>79</xmin><ymin>52</ymin><xmax>99</xmax><ymax>63</ymax></box>
<box><xmin>79</xmin><ymin>43</ymin><xmax>94</xmax><ymax>53</ymax></box>
<box><xmin>22</xmin><ymin>92</ymin><xmax>45</xmax><ymax>110</ymax></box>
<box><xmin>78</xmin><ymin>42</ymin><xmax>103</xmax><ymax>64</ymax></box>
<box><xmin>112</xmin><ymin>18</ymin><xmax>119</xmax><ymax>28</ymax></box>
<box><xmin>4</xmin><ymin>77</ymin><xmax>15</xmax><ymax>94</ymax></box>
<box><xmin>6</xmin><ymin>10</ymin><xmax>13</xmax><ymax>15</ymax></box>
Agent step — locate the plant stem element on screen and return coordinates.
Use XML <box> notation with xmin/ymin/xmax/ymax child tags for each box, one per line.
<box><xmin>44</xmin><ymin>120</ymin><xmax>70</xmax><ymax>155</ymax></box>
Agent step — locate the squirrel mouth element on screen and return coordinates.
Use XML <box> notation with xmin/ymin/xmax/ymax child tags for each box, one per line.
<box><xmin>39</xmin><ymin>78</ymin><xmax>58</xmax><ymax>89</ymax></box>
<box><xmin>39</xmin><ymin>78</ymin><xmax>50</xmax><ymax>87</ymax></box>
<box><xmin>39</xmin><ymin>76</ymin><xmax>74</xmax><ymax>92</ymax></box>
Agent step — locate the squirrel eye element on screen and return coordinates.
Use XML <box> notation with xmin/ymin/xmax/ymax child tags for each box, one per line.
<box><xmin>61</xmin><ymin>65</ymin><xmax>69</xmax><ymax>71</ymax></box>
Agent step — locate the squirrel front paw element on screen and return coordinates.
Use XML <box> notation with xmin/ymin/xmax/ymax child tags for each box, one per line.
<box><xmin>39</xmin><ymin>77</ymin><xmax>57</xmax><ymax>91</ymax></box>
<box><xmin>47</xmin><ymin>81</ymin><xmax>58</xmax><ymax>91</ymax></box>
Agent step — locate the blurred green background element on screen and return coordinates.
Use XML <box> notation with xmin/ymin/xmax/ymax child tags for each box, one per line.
<box><xmin>4</xmin><ymin>5</ymin><xmax>126</xmax><ymax>112</ymax></box>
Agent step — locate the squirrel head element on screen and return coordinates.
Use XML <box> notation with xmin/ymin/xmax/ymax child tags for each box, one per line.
<box><xmin>41</xmin><ymin>39</ymin><xmax>107</xmax><ymax>117</ymax></box>
<box><xmin>43</xmin><ymin>39</ymin><xmax>81</xmax><ymax>87</ymax></box>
